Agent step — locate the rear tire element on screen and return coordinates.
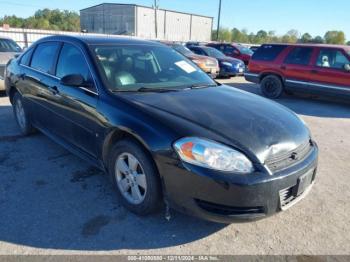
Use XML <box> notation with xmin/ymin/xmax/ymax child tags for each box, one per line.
<box><xmin>13</xmin><ymin>92</ymin><xmax>35</xmax><ymax>135</ymax></box>
<box><xmin>108</xmin><ymin>139</ymin><xmax>162</xmax><ymax>215</ymax></box>
<box><xmin>260</xmin><ymin>75</ymin><xmax>284</xmax><ymax>99</ymax></box>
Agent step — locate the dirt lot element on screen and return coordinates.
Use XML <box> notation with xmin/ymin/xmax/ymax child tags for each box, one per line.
<box><xmin>0</xmin><ymin>77</ymin><xmax>349</xmax><ymax>255</ymax></box>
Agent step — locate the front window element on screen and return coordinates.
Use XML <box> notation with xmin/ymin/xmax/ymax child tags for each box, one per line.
<box><xmin>92</xmin><ymin>44</ymin><xmax>216</xmax><ymax>92</ymax></box>
<box><xmin>0</xmin><ymin>38</ymin><xmax>22</xmax><ymax>52</ymax></box>
<box><xmin>236</xmin><ymin>45</ymin><xmax>254</xmax><ymax>56</ymax></box>
<box><xmin>204</xmin><ymin>47</ymin><xmax>226</xmax><ymax>59</ymax></box>
<box><xmin>316</xmin><ymin>49</ymin><xmax>350</xmax><ymax>70</ymax></box>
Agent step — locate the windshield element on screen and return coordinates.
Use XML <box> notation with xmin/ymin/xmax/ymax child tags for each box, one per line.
<box><xmin>203</xmin><ymin>47</ymin><xmax>226</xmax><ymax>59</ymax></box>
<box><xmin>172</xmin><ymin>44</ymin><xmax>193</xmax><ymax>56</ymax></box>
<box><xmin>92</xmin><ymin>44</ymin><xmax>216</xmax><ymax>92</ymax></box>
<box><xmin>236</xmin><ymin>45</ymin><xmax>253</xmax><ymax>56</ymax></box>
<box><xmin>0</xmin><ymin>38</ymin><xmax>22</xmax><ymax>52</ymax></box>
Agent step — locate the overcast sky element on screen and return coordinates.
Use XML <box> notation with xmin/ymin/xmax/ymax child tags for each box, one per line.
<box><xmin>0</xmin><ymin>0</ymin><xmax>349</xmax><ymax>40</ymax></box>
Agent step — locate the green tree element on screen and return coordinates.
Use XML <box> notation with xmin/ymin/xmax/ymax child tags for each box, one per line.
<box><xmin>347</xmin><ymin>41</ymin><xmax>350</xmax><ymax>46</ymax></box>
<box><xmin>300</xmin><ymin>33</ymin><xmax>312</xmax><ymax>43</ymax></box>
<box><xmin>324</xmin><ymin>31</ymin><xmax>346</xmax><ymax>45</ymax></box>
<box><xmin>312</xmin><ymin>36</ymin><xmax>324</xmax><ymax>44</ymax></box>
<box><xmin>217</xmin><ymin>27</ymin><xmax>232</xmax><ymax>42</ymax></box>
<box><xmin>255</xmin><ymin>30</ymin><xmax>268</xmax><ymax>44</ymax></box>
<box><xmin>1</xmin><ymin>9</ymin><xmax>80</xmax><ymax>31</ymax></box>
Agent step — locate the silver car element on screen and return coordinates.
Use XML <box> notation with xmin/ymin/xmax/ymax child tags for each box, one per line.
<box><xmin>0</xmin><ymin>37</ymin><xmax>22</xmax><ymax>91</ymax></box>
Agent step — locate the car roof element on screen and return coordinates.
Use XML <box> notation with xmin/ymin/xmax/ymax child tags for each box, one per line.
<box><xmin>262</xmin><ymin>43</ymin><xmax>349</xmax><ymax>49</ymax></box>
<box><xmin>36</xmin><ymin>35</ymin><xmax>165</xmax><ymax>47</ymax></box>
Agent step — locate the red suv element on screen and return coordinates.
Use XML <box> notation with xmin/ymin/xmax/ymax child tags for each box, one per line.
<box><xmin>245</xmin><ymin>44</ymin><xmax>350</xmax><ymax>99</ymax></box>
<box><xmin>207</xmin><ymin>43</ymin><xmax>253</xmax><ymax>65</ymax></box>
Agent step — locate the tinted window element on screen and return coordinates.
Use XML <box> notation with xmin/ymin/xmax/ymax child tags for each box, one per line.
<box><xmin>284</xmin><ymin>47</ymin><xmax>313</xmax><ymax>65</ymax></box>
<box><xmin>191</xmin><ymin>48</ymin><xmax>206</xmax><ymax>56</ymax></box>
<box><xmin>56</xmin><ymin>43</ymin><xmax>91</xmax><ymax>82</ymax></box>
<box><xmin>252</xmin><ymin>45</ymin><xmax>287</xmax><ymax>61</ymax></box>
<box><xmin>316</xmin><ymin>49</ymin><xmax>350</xmax><ymax>70</ymax></box>
<box><xmin>31</xmin><ymin>42</ymin><xmax>60</xmax><ymax>74</ymax></box>
<box><xmin>93</xmin><ymin>45</ymin><xmax>216</xmax><ymax>92</ymax></box>
<box><xmin>0</xmin><ymin>38</ymin><xmax>22</xmax><ymax>52</ymax></box>
<box><xmin>20</xmin><ymin>48</ymin><xmax>34</xmax><ymax>66</ymax></box>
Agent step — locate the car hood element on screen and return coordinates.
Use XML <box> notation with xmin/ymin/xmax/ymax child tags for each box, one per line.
<box><xmin>124</xmin><ymin>85</ymin><xmax>310</xmax><ymax>163</ymax></box>
<box><xmin>0</xmin><ymin>52</ymin><xmax>20</xmax><ymax>65</ymax></box>
<box><xmin>187</xmin><ymin>53</ymin><xmax>210</xmax><ymax>61</ymax></box>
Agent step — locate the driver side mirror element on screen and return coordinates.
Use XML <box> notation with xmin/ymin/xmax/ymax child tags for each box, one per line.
<box><xmin>60</xmin><ymin>74</ymin><xmax>91</xmax><ymax>87</ymax></box>
<box><xmin>344</xmin><ymin>64</ymin><xmax>350</xmax><ymax>72</ymax></box>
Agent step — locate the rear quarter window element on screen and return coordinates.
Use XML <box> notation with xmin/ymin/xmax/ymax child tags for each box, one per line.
<box><xmin>252</xmin><ymin>45</ymin><xmax>287</xmax><ymax>61</ymax></box>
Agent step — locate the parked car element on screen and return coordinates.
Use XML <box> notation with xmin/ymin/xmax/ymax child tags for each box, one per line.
<box><xmin>188</xmin><ymin>45</ymin><xmax>245</xmax><ymax>77</ymax></box>
<box><xmin>0</xmin><ymin>37</ymin><xmax>22</xmax><ymax>91</ymax></box>
<box><xmin>245</xmin><ymin>44</ymin><xmax>350</xmax><ymax>99</ymax></box>
<box><xmin>207</xmin><ymin>43</ymin><xmax>253</xmax><ymax>65</ymax></box>
<box><xmin>163</xmin><ymin>42</ymin><xmax>219</xmax><ymax>78</ymax></box>
<box><xmin>6</xmin><ymin>35</ymin><xmax>318</xmax><ymax>223</ymax></box>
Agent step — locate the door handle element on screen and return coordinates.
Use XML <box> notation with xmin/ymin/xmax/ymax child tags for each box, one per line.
<box><xmin>49</xmin><ymin>86</ymin><xmax>59</xmax><ymax>95</ymax></box>
<box><xmin>281</xmin><ymin>66</ymin><xmax>287</xmax><ymax>70</ymax></box>
<box><xmin>311</xmin><ymin>70</ymin><xmax>318</xmax><ymax>74</ymax></box>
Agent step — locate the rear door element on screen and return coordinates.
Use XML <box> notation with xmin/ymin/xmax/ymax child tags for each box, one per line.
<box><xmin>281</xmin><ymin>46</ymin><xmax>315</xmax><ymax>91</ymax></box>
<box><xmin>23</xmin><ymin>41</ymin><xmax>62</xmax><ymax>131</ymax></box>
<box><xmin>308</xmin><ymin>48</ymin><xmax>350</xmax><ymax>96</ymax></box>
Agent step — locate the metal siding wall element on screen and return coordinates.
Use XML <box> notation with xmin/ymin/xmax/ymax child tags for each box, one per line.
<box><xmin>80</xmin><ymin>5</ymin><xmax>104</xmax><ymax>33</ymax></box>
<box><xmin>165</xmin><ymin>12</ymin><xmax>191</xmax><ymax>41</ymax></box>
<box><xmin>190</xmin><ymin>16</ymin><xmax>213</xmax><ymax>41</ymax></box>
<box><xmin>136</xmin><ymin>6</ymin><xmax>156</xmax><ymax>39</ymax></box>
<box><xmin>103</xmin><ymin>4</ymin><xmax>135</xmax><ymax>35</ymax></box>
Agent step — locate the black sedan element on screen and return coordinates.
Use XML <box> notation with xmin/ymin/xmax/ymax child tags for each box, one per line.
<box><xmin>5</xmin><ymin>36</ymin><xmax>318</xmax><ymax>223</ymax></box>
<box><xmin>188</xmin><ymin>45</ymin><xmax>245</xmax><ymax>78</ymax></box>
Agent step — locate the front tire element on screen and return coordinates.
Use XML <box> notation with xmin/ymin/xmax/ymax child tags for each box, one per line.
<box><xmin>260</xmin><ymin>75</ymin><xmax>284</xmax><ymax>99</ymax></box>
<box><xmin>108</xmin><ymin>139</ymin><xmax>162</xmax><ymax>215</ymax></box>
<box><xmin>13</xmin><ymin>92</ymin><xmax>35</xmax><ymax>135</ymax></box>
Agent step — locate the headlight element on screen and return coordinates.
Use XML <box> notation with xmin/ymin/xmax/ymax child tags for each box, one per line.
<box><xmin>222</xmin><ymin>62</ymin><xmax>232</xmax><ymax>67</ymax></box>
<box><xmin>173</xmin><ymin>137</ymin><xmax>254</xmax><ymax>173</ymax></box>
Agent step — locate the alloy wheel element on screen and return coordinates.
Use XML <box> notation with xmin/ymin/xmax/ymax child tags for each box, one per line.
<box><xmin>115</xmin><ymin>153</ymin><xmax>147</xmax><ymax>205</ymax></box>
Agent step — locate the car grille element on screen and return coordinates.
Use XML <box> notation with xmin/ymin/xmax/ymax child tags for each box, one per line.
<box><xmin>279</xmin><ymin>186</ymin><xmax>295</xmax><ymax>207</ymax></box>
<box><xmin>195</xmin><ymin>199</ymin><xmax>265</xmax><ymax>216</ymax></box>
<box><xmin>265</xmin><ymin>140</ymin><xmax>313</xmax><ymax>172</ymax></box>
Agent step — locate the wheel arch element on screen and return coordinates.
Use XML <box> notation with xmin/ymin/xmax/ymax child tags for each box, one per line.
<box><xmin>259</xmin><ymin>72</ymin><xmax>285</xmax><ymax>85</ymax></box>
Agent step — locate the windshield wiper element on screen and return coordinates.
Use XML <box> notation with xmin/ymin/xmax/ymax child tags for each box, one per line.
<box><xmin>189</xmin><ymin>83</ymin><xmax>218</xmax><ymax>89</ymax></box>
<box><xmin>136</xmin><ymin>87</ymin><xmax>184</xmax><ymax>93</ymax></box>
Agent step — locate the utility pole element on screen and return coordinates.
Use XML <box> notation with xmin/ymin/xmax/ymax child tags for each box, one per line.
<box><xmin>216</xmin><ymin>0</ymin><xmax>222</xmax><ymax>41</ymax></box>
<box><xmin>154</xmin><ymin>0</ymin><xmax>159</xmax><ymax>39</ymax></box>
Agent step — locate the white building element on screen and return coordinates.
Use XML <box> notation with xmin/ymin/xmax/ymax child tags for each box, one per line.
<box><xmin>80</xmin><ymin>3</ymin><xmax>213</xmax><ymax>42</ymax></box>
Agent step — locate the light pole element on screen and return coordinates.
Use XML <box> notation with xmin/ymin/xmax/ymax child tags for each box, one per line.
<box><xmin>154</xmin><ymin>0</ymin><xmax>159</xmax><ymax>39</ymax></box>
<box><xmin>216</xmin><ymin>0</ymin><xmax>222</xmax><ymax>41</ymax></box>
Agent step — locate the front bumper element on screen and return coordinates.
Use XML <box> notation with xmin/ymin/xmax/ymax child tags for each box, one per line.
<box><xmin>219</xmin><ymin>67</ymin><xmax>245</xmax><ymax>77</ymax></box>
<box><xmin>0</xmin><ymin>64</ymin><xmax>5</xmax><ymax>91</ymax></box>
<box><xmin>0</xmin><ymin>79</ymin><xmax>4</xmax><ymax>91</ymax></box>
<box><xmin>160</xmin><ymin>142</ymin><xmax>318</xmax><ymax>223</ymax></box>
<box><xmin>244</xmin><ymin>72</ymin><xmax>260</xmax><ymax>83</ymax></box>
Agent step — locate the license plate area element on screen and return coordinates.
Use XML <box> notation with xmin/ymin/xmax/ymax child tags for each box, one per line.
<box><xmin>295</xmin><ymin>169</ymin><xmax>314</xmax><ymax>196</ymax></box>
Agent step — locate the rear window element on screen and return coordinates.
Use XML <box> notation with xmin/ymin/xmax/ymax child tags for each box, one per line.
<box><xmin>31</xmin><ymin>42</ymin><xmax>60</xmax><ymax>74</ymax></box>
<box><xmin>284</xmin><ymin>47</ymin><xmax>313</xmax><ymax>65</ymax></box>
<box><xmin>252</xmin><ymin>45</ymin><xmax>287</xmax><ymax>61</ymax></box>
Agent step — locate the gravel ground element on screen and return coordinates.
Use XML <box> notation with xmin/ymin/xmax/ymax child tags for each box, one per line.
<box><xmin>0</xmin><ymin>77</ymin><xmax>349</xmax><ymax>255</ymax></box>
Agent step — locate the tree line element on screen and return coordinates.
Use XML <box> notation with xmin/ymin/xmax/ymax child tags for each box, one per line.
<box><xmin>212</xmin><ymin>28</ymin><xmax>350</xmax><ymax>45</ymax></box>
<box><xmin>0</xmin><ymin>9</ymin><xmax>80</xmax><ymax>31</ymax></box>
